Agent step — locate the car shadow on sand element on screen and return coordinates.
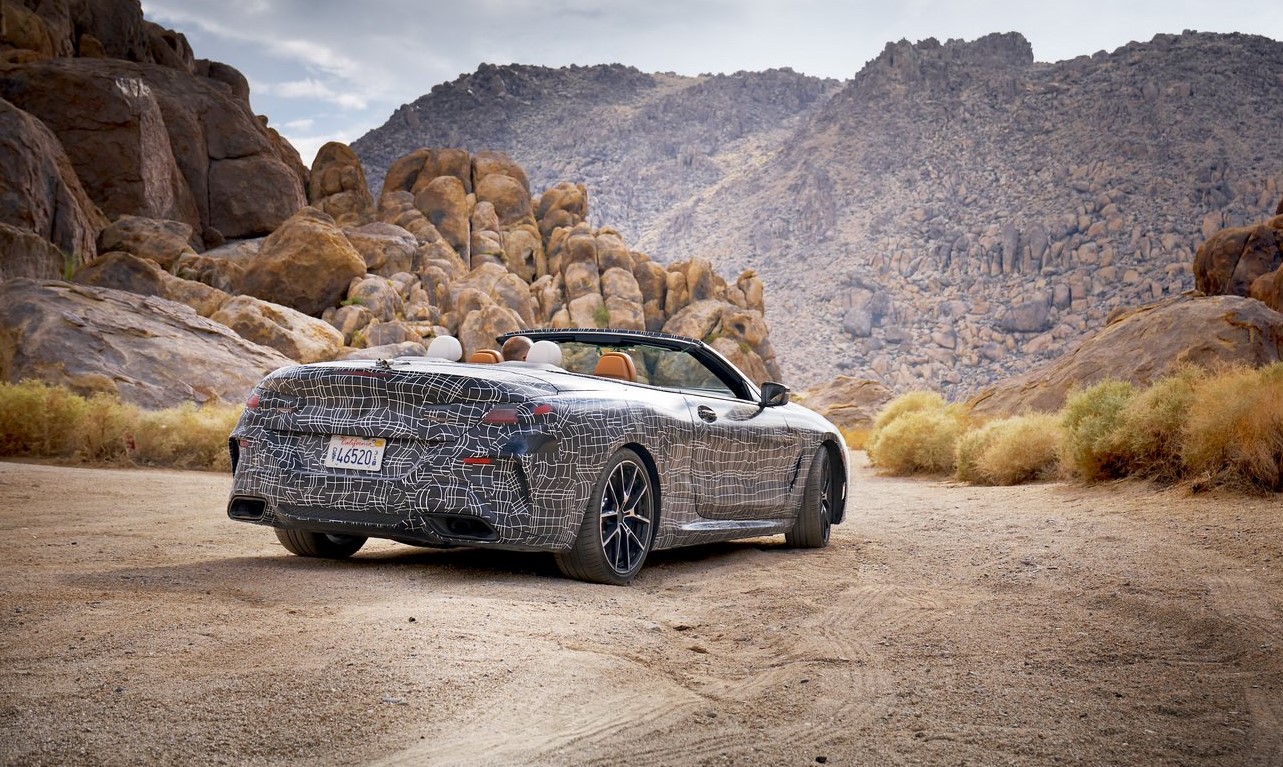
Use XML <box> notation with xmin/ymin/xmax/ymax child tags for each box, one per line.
<box><xmin>65</xmin><ymin>536</ymin><xmax>797</xmax><ymax>598</ymax></box>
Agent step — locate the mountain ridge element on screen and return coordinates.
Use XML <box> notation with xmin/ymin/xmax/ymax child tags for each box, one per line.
<box><xmin>352</xmin><ymin>30</ymin><xmax>1283</xmax><ymax>393</ymax></box>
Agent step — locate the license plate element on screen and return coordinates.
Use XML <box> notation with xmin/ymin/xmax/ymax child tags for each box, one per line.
<box><xmin>324</xmin><ymin>435</ymin><xmax>386</xmax><ymax>471</ymax></box>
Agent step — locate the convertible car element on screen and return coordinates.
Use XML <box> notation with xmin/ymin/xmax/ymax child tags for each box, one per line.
<box><xmin>226</xmin><ymin>328</ymin><xmax>848</xmax><ymax>585</ymax></box>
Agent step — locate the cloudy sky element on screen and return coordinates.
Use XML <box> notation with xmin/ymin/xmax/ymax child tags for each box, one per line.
<box><xmin>140</xmin><ymin>0</ymin><xmax>1282</xmax><ymax>165</ymax></box>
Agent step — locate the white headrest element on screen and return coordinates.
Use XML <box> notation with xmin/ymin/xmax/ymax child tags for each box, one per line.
<box><xmin>425</xmin><ymin>335</ymin><xmax>462</xmax><ymax>361</ymax></box>
<box><xmin>525</xmin><ymin>339</ymin><xmax>562</xmax><ymax>366</ymax></box>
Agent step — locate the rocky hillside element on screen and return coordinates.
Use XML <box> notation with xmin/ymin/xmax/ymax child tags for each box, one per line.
<box><xmin>353</xmin><ymin>32</ymin><xmax>1283</xmax><ymax>393</ymax></box>
<box><xmin>354</xmin><ymin>64</ymin><xmax>841</xmax><ymax>245</ymax></box>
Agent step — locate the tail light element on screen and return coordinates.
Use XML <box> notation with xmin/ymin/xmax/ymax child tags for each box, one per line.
<box><xmin>480</xmin><ymin>403</ymin><xmax>555</xmax><ymax>425</ymax></box>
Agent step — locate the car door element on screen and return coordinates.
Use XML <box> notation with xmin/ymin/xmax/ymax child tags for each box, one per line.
<box><xmin>684</xmin><ymin>391</ymin><xmax>802</xmax><ymax>520</ymax></box>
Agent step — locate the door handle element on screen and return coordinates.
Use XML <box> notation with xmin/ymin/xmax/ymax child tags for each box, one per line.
<box><xmin>697</xmin><ymin>405</ymin><xmax>717</xmax><ymax>423</ymax></box>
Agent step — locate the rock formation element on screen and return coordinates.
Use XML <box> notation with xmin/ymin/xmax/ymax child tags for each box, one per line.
<box><xmin>966</xmin><ymin>294</ymin><xmax>1283</xmax><ymax>417</ymax></box>
<box><xmin>0</xmin><ymin>0</ymin><xmax>306</xmax><ymax>255</ymax></box>
<box><xmin>0</xmin><ymin>279</ymin><xmax>294</xmax><ymax>410</ymax></box>
<box><xmin>1193</xmin><ymin>214</ymin><xmax>1283</xmax><ymax>310</ymax></box>
<box><xmin>0</xmin><ymin>2</ymin><xmax>782</xmax><ymax>407</ymax></box>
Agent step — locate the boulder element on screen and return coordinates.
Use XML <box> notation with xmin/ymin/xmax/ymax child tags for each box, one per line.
<box><xmin>0</xmin><ymin>97</ymin><xmax>105</xmax><ymax>278</ymax></box>
<box><xmin>239</xmin><ymin>207</ymin><xmax>367</xmax><ymax>316</ymax></box>
<box><xmin>0</xmin><ymin>279</ymin><xmax>292</xmax><ymax>409</ymax></box>
<box><xmin>968</xmin><ymin>294</ymin><xmax>1283</xmax><ymax>417</ymax></box>
<box><xmin>381</xmin><ymin>147</ymin><xmax>472</xmax><ymax>199</ymax></box>
<box><xmin>563</xmin><ymin>261</ymin><xmax>601</xmax><ymax>302</ymax></box>
<box><xmin>96</xmin><ymin>215</ymin><xmax>196</xmax><ymax>270</ymax></box>
<box><xmin>469</xmin><ymin>201</ymin><xmax>504</xmax><ymax>267</ymax></box>
<box><xmin>1</xmin><ymin>2</ymin><xmax>58</xmax><ymax>60</ymax></box>
<box><xmin>0</xmin><ymin>57</ymin><xmax>305</xmax><ymax>240</ymax></box>
<box><xmin>604</xmin><ymin>296</ymin><xmax>645</xmax><ymax>331</ymax></box>
<box><xmin>567</xmin><ymin>293</ymin><xmax>606</xmax><ymax>329</ymax></box>
<box><xmin>210</xmin><ymin>295</ymin><xmax>344</xmax><ymax>364</ymax></box>
<box><xmin>710</xmin><ymin>336</ymin><xmax>770</xmax><ymax>387</ymax></box>
<box><xmin>0</xmin><ymin>223</ymin><xmax>69</xmax><ymax>283</ymax></box>
<box><xmin>73</xmin><ymin>251</ymin><xmax>228</xmax><ymax>317</ymax></box>
<box><xmin>323</xmin><ymin>303</ymin><xmax>376</xmax><ymax>345</ymax></box>
<box><xmin>665</xmin><ymin>269</ymin><xmax>690</xmax><ymax>317</ymax></box>
<box><xmin>737</xmin><ymin>270</ymin><xmax>766</xmax><ymax>314</ymax></box>
<box><xmin>457</xmin><ymin>303</ymin><xmax>523</xmax><ymax>358</ymax></box>
<box><xmin>450</xmin><ymin>262</ymin><xmax>535</xmax><ymax>325</ymax></box>
<box><xmin>309</xmin><ymin>141</ymin><xmax>374</xmax><ymax>226</ymax></box>
<box><xmin>536</xmin><ymin>182</ymin><xmax>588</xmax><ymax>240</ymax></box>
<box><xmin>173</xmin><ymin>238</ymin><xmax>261</xmax><ymax>293</ymax></box>
<box><xmin>802</xmin><ymin>376</ymin><xmax>895</xmax><ymax>432</ymax></box>
<box><xmin>359</xmin><ymin>320</ymin><xmax>422</xmax><ymax>348</ymax></box>
<box><xmin>1000</xmin><ymin>296</ymin><xmax>1052</xmax><ymax>333</ymax></box>
<box><xmin>530</xmin><ymin>274</ymin><xmax>564</xmax><ymax>324</ymax></box>
<box><xmin>502</xmin><ymin>225</ymin><xmax>543</xmax><ymax>282</ymax></box>
<box><xmin>345</xmin><ymin>275</ymin><xmax>405</xmax><ymax>322</ymax></box>
<box><xmin>73</xmin><ymin>250</ymin><xmax>166</xmax><ymax>295</ymax></box>
<box><xmin>601</xmin><ymin>267</ymin><xmax>644</xmax><ymax>305</ymax></box>
<box><xmin>595</xmin><ymin>230</ymin><xmax>631</xmax><ymax>273</ymax></box>
<box><xmin>662</xmin><ymin>300</ymin><xmax>781</xmax><ymax>382</ymax></box>
<box><xmin>475</xmin><ymin>171</ymin><xmax>533</xmax><ymax>227</ymax></box>
<box><xmin>1251</xmin><ymin>267</ymin><xmax>1283</xmax><ymax>313</ymax></box>
<box><xmin>413</xmin><ymin>175</ymin><xmax>470</xmax><ymax>261</ymax></box>
<box><xmin>663</xmin><ymin>299</ymin><xmax>725</xmax><ymax>341</ymax></box>
<box><xmin>344</xmin><ymin>222</ymin><xmax>416</xmax><ymax>276</ymax></box>
<box><xmin>1193</xmin><ymin>217</ymin><xmax>1283</xmax><ymax>296</ymax></box>
<box><xmin>472</xmin><ymin>150</ymin><xmax>529</xmax><ymax>195</ymax></box>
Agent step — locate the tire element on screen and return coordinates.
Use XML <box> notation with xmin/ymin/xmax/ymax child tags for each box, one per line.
<box><xmin>275</xmin><ymin>528</ymin><xmax>367</xmax><ymax>559</ymax></box>
<box><xmin>786</xmin><ymin>447</ymin><xmax>834</xmax><ymax>549</ymax></box>
<box><xmin>555</xmin><ymin>448</ymin><xmax>657</xmax><ymax>585</ymax></box>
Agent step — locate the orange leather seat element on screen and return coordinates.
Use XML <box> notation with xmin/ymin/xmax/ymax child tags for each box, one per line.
<box><xmin>594</xmin><ymin>351</ymin><xmax>637</xmax><ymax>382</ymax></box>
<box><xmin>468</xmin><ymin>349</ymin><xmax>502</xmax><ymax>364</ymax></box>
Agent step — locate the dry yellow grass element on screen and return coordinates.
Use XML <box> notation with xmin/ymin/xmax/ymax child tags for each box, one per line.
<box><xmin>1112</xmin><ymin>366</ymin><xmax>1203</xmax><ymax>483</ymax></box>
<box><xmin>848</xmin><ymin>365</ymin><xmax>1283</xmax><ymax>493</ymax></box>
<box><xmin>1059</xmin><ymin>380</ymin><xmax>1137</xmax><ymax>482</ymax></box>
<box><xmin>838</xmin><ymin>425</ymin><xmax>872</xmax><ymax>451</ymax></box>
<box><xmin>868</xmin><ymin>409</ymin><xmax>963</xmax><ymax>475</ymax></box>
<box><xmin>0</xmin><ymin>380</ymin><xmax>240</xmax><ymax>471</ymax></box>
<box><xmin>1181</xmin><ymin>363</ymin><xmax>1283</xmax><ymax>493</ymax></box>
<box><xmin>957</xmin><ymin>414</ymin><xmax>1062</xmax><ymax>486</ymax></box>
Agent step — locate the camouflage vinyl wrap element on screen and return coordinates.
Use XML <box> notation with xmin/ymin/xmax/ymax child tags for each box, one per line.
<box><xmin>228</xmin><ymin>355</ymin><xmax>846</xmax><ymax>553</ymax></box>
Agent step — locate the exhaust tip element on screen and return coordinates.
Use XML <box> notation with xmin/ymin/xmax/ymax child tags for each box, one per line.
<box><xmin>228</xmin><ymin>496</ymin><xmax>266</xmax><ymax>521</ymax></box>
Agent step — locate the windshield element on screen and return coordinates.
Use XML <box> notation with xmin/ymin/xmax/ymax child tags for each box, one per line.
<box><xmin>556</xmin><ymin>341</ymin><xmax>736</xmax><ymax>397</ymax></box>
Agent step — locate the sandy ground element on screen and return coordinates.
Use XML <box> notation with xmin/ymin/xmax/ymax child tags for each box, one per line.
<box><xmin>1</xmin><ymin>455</ymin><xmax>1281</xmax><ymax>767</ymax></box>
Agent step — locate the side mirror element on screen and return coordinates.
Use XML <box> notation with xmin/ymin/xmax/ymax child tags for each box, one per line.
<box><xmin>760</xmin><ymin>381</ymin><xmax>790</xmax><ymax>407</ymax></box>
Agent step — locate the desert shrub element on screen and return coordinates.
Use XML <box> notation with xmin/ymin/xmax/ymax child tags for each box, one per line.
<box><xmin>130</xmin><ymin>402</ymin><xmax>241</xmax><ymax>471</ymax></box>
<box><xmin>80</xmin><ymin>393</ymin><xmax>137</xmax><ymax>463</ymax></box>
<box><xmin>967</xmin><ymin>414</ymin><xmax>1063</xmax><ymax>485</ymax></box>
<box><xmin>866</xmin><ymin>390</ymin><xmax>947</xmax><ymax>458</ymax></box>
<box><xmin>1059</xmin><ymin>380</ymin><xmax>1137</xmax><ymax>482</ymax></box>
<box><xmin>871</xmin><ymin>390</ymin><xmax>945</xmax><ymax>432</ymax></box>
<box><xmin>1112</xmin><ymin>366</ymin><xmax>1204</xmax><ymax>483</ymax></box>
<box><xmin>0</xmin><ymin>380</ymin><xmax>88</xmax><ymax>457</ymax></box>
<box><xmin>0</xmin><ymin>380</ymin><xmax>239</xmax><ymax>471</ymax></box>
<box><xmin>954</xmin><ymin>421</ymin><xmax>1001</xmax><ymax>483</ymax></box>
<box><xmin>1181</xmin><ymin>363</ymin><xmax>1283</xmax><ymax>492</ymax></box>
<box><xmin>867</xmin><ymin>408</ymin><xmax>963</xmax><ymax>475</ymax></box>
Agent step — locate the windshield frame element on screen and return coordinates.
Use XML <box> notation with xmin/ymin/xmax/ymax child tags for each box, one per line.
<box><xmin>496</xmin><ymin>329</ymin><xmax>758</xmax><ymax>402</ymax></box>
